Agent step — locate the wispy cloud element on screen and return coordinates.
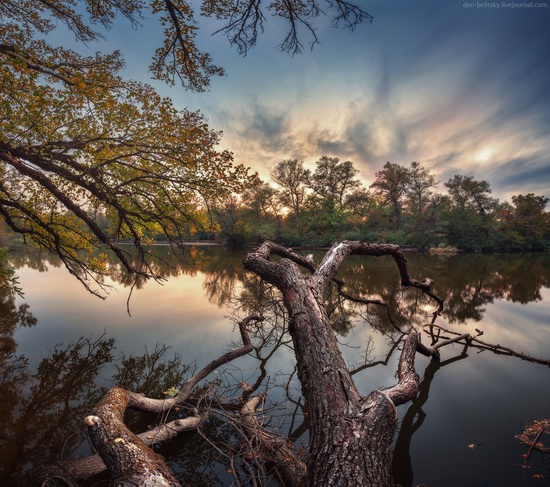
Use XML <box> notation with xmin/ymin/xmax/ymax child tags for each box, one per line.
<box><xmin>177</xmin><ymin>1</ymin><xmax>550</xmax><ymax>200</ymax></box>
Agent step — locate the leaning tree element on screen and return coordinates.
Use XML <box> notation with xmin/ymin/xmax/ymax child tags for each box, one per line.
<box><xmin>5</xmin><ymin>2</ymin><xmax>548</xmax><ymax>485</ymax></box>
<box><xmin>242</xmin><ymin>241</ymin><xmax>442</xmax><ymax>486</ymax></box>
<box><xmin>34</xmin><ymin>240</ymin><xmax>549</xmax><ymax>487</ymax></box>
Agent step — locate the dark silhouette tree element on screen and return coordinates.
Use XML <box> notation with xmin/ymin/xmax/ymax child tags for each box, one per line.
<box><xmin>307</xmin><ymin>156</ymin><xmax>361</xmax><ymax>209</ymax></box>
<box><xmin>371</xmin><ymin>162</ymin><xmax>411</xmax><ymax>231</ymax></box>
<box><xmin>443</xmin><ymin>175</ymin><xmax>498</xmax><ymax>249</ymax></box>
<box><xmin>271</xmin><ymin>159</ymin><xmax>311</xmax><ymax>228</ymax></box>
<box><xmin>502</xmin><ymin>193</ymin><xmax>550</xmax><ymax>250</ymax></box>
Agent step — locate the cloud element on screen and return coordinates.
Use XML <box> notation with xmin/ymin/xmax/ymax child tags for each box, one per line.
<box><xmin>174</xmin><ymin>1</ymin><xmax>550</xmax><ymax>200</ymax></box>
<box><xmin>485</xmin><ymin>157</ymin><xmax>550</xmax><ymax>200</ymax></box>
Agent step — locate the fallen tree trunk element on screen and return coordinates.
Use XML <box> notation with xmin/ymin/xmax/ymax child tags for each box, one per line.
<box><xmin>84</xmin><ymin>387</ymin><xmax>181</xmax><ymax>486</ymax></box>
<box><xmin>243</xmin><ymin>240</ymin><xmax>442</xmax><ymax>486</ymax></box>
<box><xmin>34</xmin><ymin>315</ymin><xmax>262</xmax><ymax>486</ymax></box>
<box><xmin>33</xmin><ymin>415</ymin><xmax>202</xmax><ymax>485</ymax></box>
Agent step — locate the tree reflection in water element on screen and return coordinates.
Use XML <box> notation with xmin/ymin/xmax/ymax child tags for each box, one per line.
<box><xmin>0</xmin><ymin>335</ymin><xmax>113</xmax><ymax>486</ymax></box>
<box><xmin>0</xmin><ymin>333</ymin><xmax>236</xmax><ymax>486</ymax></box>
<box><xmin>0</xmin><ymin>247</ymin><xmax>549</xmax><ymax>485</ymax></box>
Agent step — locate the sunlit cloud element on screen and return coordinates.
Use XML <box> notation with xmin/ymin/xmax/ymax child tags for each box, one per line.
<box><xmin>158</xmin><ymin>1</ymin><xmax>550</xmax><ymax>201</ymax></box>
<box><xmin>47</xmin><ymin>0</ymin><xmax>548</xmax><ymax>201</ymax></box>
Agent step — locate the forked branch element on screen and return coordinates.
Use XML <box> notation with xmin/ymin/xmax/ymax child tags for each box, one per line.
<box><xmin>36</xmin><ymin>315</ymin><xmax>262</xmax><ymax>486</ymax></box>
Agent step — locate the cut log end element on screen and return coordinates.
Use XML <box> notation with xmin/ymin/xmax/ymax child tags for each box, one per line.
<box><xmin>84</xmin><ymin>415</ymin><xmax>100</xmax><ymax>427</ymax></box>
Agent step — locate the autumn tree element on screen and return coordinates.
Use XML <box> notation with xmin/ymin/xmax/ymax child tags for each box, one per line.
<box><xmin>0</xmin><ymin>2</ymin><xmax>250</xmax><ymax>296</ymax></box>
<box><xmin>0</xmin><ymin>0</ymin><xmax>373</xmax><ymax>295</ymax></box>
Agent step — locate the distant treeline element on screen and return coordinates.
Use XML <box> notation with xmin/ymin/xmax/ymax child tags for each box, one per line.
<box><xmin>210</xmin><ymin>157</ymin><xmax>549</xmax><ymax>251</ymax></box>
<box><xmin>4</xmin><ymin>157</ymin><xmax>546</xmax><ymax>253</ymax></box>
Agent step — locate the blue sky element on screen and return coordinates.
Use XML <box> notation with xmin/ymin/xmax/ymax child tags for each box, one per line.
<box><xmin>88</xmin><ymin>0</ymin><xmax>550</xmax><ymax>201</ymax></box>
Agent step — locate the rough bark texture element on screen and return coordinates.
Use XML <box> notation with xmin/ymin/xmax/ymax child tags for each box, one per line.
<box><xmin>33</xmin><ymin>416</ymin><xmax>202</xmax><ymax>485</ymax></box>
<box><xmin>243</xmin><ymin>241</ymin><xmax>438</xmax><ymax>486</ymax></box>
<box><xmin>239</xmin><ymin>395</ymin><xmax>307</xmax><ymax>487</ymax></box>
<box><xmin>86</xmin><ymin>387</ymin><xmax>181</xmax><ymax>486</ymax></box>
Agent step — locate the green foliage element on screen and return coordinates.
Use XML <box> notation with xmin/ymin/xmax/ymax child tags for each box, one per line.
<box><xmin>225</xmin><ymin>159</ymin><xmax>549</xmax><ymax>251</ymax></box>
<box><xmin>0</xmin><ymin>1</ymin><xmax>258</xmax><ymax>295</ymax></box>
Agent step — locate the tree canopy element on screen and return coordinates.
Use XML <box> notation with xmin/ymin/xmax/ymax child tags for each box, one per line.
<box><xmin>0</xmin><ymin>40</ymin><xmax>251</xmax><ymax>295</ymax></box>
<box><xmin>0</xmin><ymin>0</ymin><xmax>371</xmax><ymax>295</ymax></box>
<box><xmin>216</xmin><ymin>157</ymin><xmax>550</xmax><ymax>251</ymax></box>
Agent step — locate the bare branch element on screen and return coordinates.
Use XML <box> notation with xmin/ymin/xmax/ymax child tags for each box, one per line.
<box><xmin>239</xmin><ymin>394</ymin><xmax>307</xmax><ymax>486</ymax></box>
<box><xmin>425</xmin><ymin>325</ymin><xmax>550</xmax><ymax>366</ymax></box>
<box><xmin>385</xmin><ymin>328</ymin><xmax>422</xmax><ymax>406</ymax></box>
<box><xmin>329</xmin><ymin>0</ymin><xmax>373</xmax><ymax>29</ymax></box>
<box><xmin>210</xmin><ymin>0</ymin><xmax>266</xmax><ymax>56</ymax></box>
<box><xmin>126</xmin><ymin>315</ymin><xmax>263</xmax><ymax>412</ymax></box>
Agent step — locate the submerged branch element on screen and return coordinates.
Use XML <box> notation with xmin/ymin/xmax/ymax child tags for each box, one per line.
<box><xmin>239</xmin><ymin>395</ymin><xmax>307</xmax><ymax>487</ymax></box>
<box><xmin>424</xmin><ymin>325</ymin><xmax>550</xmax><ymax>366</ymax></box>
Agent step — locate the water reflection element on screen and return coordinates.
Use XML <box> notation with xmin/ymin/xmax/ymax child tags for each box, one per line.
<box><xmin>392</xmin><ymin>343</ymin><xmax>470</xmax><ymax>486</ymax></box>
<box><xmin>0</xmin><ymin>336</ymin><xmax>114</xmax><ymax>486</ymax></box>
<box><xmin>334</xmin><ymin>252</ymin><xmax>550</xmax><ymax>329</ymax></box>
<box><xmin>1</xmin><ymin>248</ymin><xmax>549</xmax><ymax>485</ymax></box>
<box><xmin>0</xmin><ymin>334</ymin><xmax>231</xmax><ymax>486</ymax></box>
<box><xmin>424</xmin><ymin>253</ymin><xmax>550</xmax><ymax>321</ymax></box>
<box><xmin>15</xmin><ymin>247</ymin><xmax>549</xmax><ymax>326</ymax></box>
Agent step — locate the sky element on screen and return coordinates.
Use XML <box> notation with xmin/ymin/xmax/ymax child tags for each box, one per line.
<box><xmin>85</xmin><ymin>0</ymin><xmax>550</xmax><ymax>201</ymax></box>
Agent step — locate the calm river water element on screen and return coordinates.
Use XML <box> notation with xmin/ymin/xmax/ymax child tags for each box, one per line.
<box><xmin>1</xmin><ymin>246</ymin><xmax>549</xmax><ymax>486</ymax></box>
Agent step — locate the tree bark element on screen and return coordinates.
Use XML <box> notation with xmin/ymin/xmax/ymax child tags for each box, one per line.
<box><xmin>32</xmin><ymin>416</ymin><xmax>202</xmax><ymax>485</ymax></box>
<box><xmin>244</xmin><ymin>241</ymin><xmax>439</xmax><ymax>486</ymax></box>
<box><xmin>85</xmin><ymin>387</ymin><xmax>181</xmax><ymax>486</ymax></box>
<box><xmin>35</xmin><ymin>315</ymin><xmax>262</xmax><ymax>486</ymax></box>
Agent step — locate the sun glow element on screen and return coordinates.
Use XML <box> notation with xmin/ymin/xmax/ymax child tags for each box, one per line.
<box><xmin>473</xmin><ymin>147</ymin><xmax>494</xmax><ymax>162</ymax></box>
